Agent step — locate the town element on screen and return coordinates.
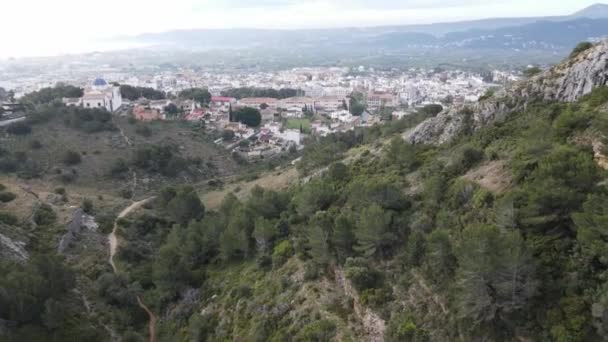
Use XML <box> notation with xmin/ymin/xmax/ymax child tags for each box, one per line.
<box><xmin>1</xmin><ymin>64</ymin><xmax>518</xmax><ymax>160</ymax></box>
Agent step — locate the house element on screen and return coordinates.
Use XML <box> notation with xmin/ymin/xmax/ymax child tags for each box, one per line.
<box><xmin>148</xmin><ymin>100</ymin><xmax>171</xmax><ymax>112</ymax></box>
<box><xmin>279</xmin><ymin>96</ymin><xmax>315</xmax><ymax>111</ymax></box>
<box><xmin>211</xmin><ymin>96</ymin><xmax>237</xmax><ymax>106</ymax></box>
<box><xmin>260</xmin><ymin>108</ymin><xmax>276</xmax><ymax>122</ymax></box>
<box><xmin>283</xmin><ymin>106</ymin><xmax>304</xmax><ymax>118</ymax></box>
<box><xmin>185</xmin><ymin>108</ymin><xmax>206</xmax><ymax>122</ymax></box>
<box><xmin>133</xmin><ymin>105</ymin><xmax>162</xmax><ymax>121</ymax></box>
<box><xmin>238</xmin><ymin>97</ymin><xmax>279</xmax><ymax>109</ymax></box>
<box><xmin>315</xmin><ymin>96</ymin><xmax>347</xmax><ymax>112</ymax></box>
<box><xmin>223</xmin><ymin>122</ymin><xmax>255</xmax><ymax>139</ymax></box>
<box><xmin>330</xmin><ymin>110</ymin><xmax>353</xmax><ymax>122</ymax></box>
<box><xmin>276</xmin><ymin>129</ymin><xmax>302</xmax><ymax>146</ymax></box>
<box><xmin>311</xmin><ymin>121</ymin><xmax>332</xmax><ymax>137</ymax></box>
<box><xmin>366</xmin><ymin>92</ymin><xmax>396</xmax><ymax>110</ymax></box>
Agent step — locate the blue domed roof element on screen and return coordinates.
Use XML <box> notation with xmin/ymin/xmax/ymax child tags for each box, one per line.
<box><xmin>93</xmin><ymin>78</ymin><xmax>107</xmax><ymax>86</ymax></box>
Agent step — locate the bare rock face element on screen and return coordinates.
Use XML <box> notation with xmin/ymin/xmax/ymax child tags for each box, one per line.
<box><xmin>405</xmin><ymin>108</ymin><xmax>466</xmax><ymax>145</ymax></box>
<box><xmin>58</xmin><ymin>209</ymin><xmax>99</xmax><ymax>254</ymax></box>
<box><xmin>526</xmin><ymin>41</ymin><xmax>608</xmax><ymax>102</ymax></box>
<box><xmin>0</xmin><ymin>233</ymin><xmax>28</xmax><ymax>262</ymax></box>
<box><xmin>405</xmin><ymin>40</ymin><xmax>608</xmax><ymax>145</ymax></box>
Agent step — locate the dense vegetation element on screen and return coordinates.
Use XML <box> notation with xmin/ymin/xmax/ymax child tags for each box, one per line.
<box><xmin>2</xmin><ymin>52</ymin><xmax>608</xmax><ymax>340</ymax></box>
<box><xmin>120</xmin><ymin>85</ymin><xmax>166</xmax><ymax>101</ymax></box>
<box><xmin>97</xmin><ymin>86</ymin><xmax>608</xmax><ymax>341</ymax></box>
<box><xmin>570</xmin><ymin>41</ymin><xmax>594</xmax><ymax>58</ymax></box>
<box><xmin>19</xmin><ymin>84</ymin><xmax>83</xmax><ymax>107</ymax></box>
<box><xmin>221</xmin><ymin>87</ymin><xmax>301</xmax><ymax>100</ymax></box>
<box><xmin>179</xmin><ymin>88</ymin><xmax>212</xmax><ymax>104</ymax></box>
<box><xmin>233</xmin><ymin>107</ymin><xmax>262</xmax><ymax>127</ymax></box>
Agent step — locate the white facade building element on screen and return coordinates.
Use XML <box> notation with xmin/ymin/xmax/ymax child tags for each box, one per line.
<box><xmin>80</xmin><ymin>78</ymin><xmax>123</xmax><ymax>112</ymax></box>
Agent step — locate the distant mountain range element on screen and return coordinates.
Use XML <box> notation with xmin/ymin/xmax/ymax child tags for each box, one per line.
<box><xmin>126</xmin><ymin>4</ymin><xmax>608</xmax><ymax>68</ymax></box>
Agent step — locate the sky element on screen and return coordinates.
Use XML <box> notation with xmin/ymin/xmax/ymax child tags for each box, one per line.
<box><xmin>1</xmin><ymin>0</ymin><xmax>605</xmax><ymax>58</ymax></box>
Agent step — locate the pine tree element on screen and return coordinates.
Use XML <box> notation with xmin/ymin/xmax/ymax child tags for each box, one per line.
<box><xmin>253</xmin><ymin>217</ymin><xmax>278</xmax><ymax>253</ymax></box>
<box><xmin>331</xmin><ymin>212</ymin><xmax>356</xmax><ymax>262</ymax></box>
<box><xmin>454</xmin><ymin>225</ymin><xmax>538</xmax><ymax>327</ymax></box>
<box><xmin>219</xmin><ymin>208</ymin><xmax>252</xmax><ymax>261</ymax></box>
<box><xmin>354</xmin><ymin>204</ymin><xmax>394</xmax><ymax>257</ymax></box>
<box><xmin>307</xmin><ymin>213</ymin><xmax>332</xmax><ymax>266</ymax></box>
<box><xmin>228</xmin><ymin>104</ymin><xmax>233</xmax><ymax>122</ymax></box>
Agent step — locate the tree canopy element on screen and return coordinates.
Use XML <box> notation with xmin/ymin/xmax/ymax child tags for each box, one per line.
<box><xmin>234</xmin><ymin>107</ymin><xmax>262</xmax><ymax>127</ymax></box>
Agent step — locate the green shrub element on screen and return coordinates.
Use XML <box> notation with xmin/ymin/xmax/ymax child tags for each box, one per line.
<box><xmin>135</xmin><ymin>125</ymin><xmax>152</xmax><ymax>137</ymax></box>
<box><xmin>360</xmin><ymin>287</ymin><xmax>393</xmax><ymax>308</ymax></box>
<box><xmin>0</xmin><ymin>212</ymin><xmax>18</xmax><ymax>225</ymax></box>
<box><xmin>120</xmin><ymin>188</ymin><xmax>133</xmax><ymax>199</ymax></box>
<box><xmin>109</xmin><ymin>158</ymin><xmax>129</xmax><ymax>177</ymax></box>
<box><xmin>82</xmin><ymin>199</ymin><xmax>94</xmax><ymax>214</ymax></box>
<box><xmin>294</xmin><ymin>319</ymin><xmax>336</xmax><ymax>342</ymax></box>
<box><xmin>344</xmin><ymin>257</ymin><xmax>382</xmax><ymax>291</ymax></box>
<box><xmin>446</xmin><ymin>144</ymin><xmax>484</xmax><ymax>175</ymax></box>
<box><xmin>553</xmin><ymin>107</ymin><xmax>592</xmax><ymax>138</ymax></box>
<box><xmin>570</xmin><ymin>42</ymin><xmax>594</xmax><ymax>59</ymax></box>
<box><xmin>29</xmin><ymin>140</ymin><xmax>43</xmax><ymax>149</ymax></box>
<box><xmin>60</xmin><ymin>172</ymin><xmax>77</xmax><ymax>183</ymax></box>
<box><xmin>272</xmin><ymin>240</ymin><xmax>294</xmax><ymax>267</ymax></box>
<box><xmin>62</xmin><ymin>150</ymin><xmax>81</xmax><ymax>165</ymax></box>
<box><xmin>34</xmin><ymin>204</ymin><xmax>57</xmax><ymax>226</ymax></box>
<box><xmin>523</xmin><ymin>67</ymin><xmax>542</xmax><ymax>78</ymax></box>
<box><xmin>0</xmin><ymin>192</ymin><xmax>17</xmax><ymax>203</ymax></box>
<box><xmin>6</xmin><ymin>122</ymin><xmax>32</xmax><ymax>135</ymax></box>
<box><xmin>303</xmin><ymin>260</ymin><xmax>320</xmax><ymax>281</ymax></box>
<box><xmin>386</xmin><ymin>314</ymin><xmax>430</xmax><ymax>342</ymax></box>
<box><xmin>479</xmin><ymin>89</ymin><xmax>496</xmax><ymax>101</ymax></box>
<box><xmin>96</xmin><ymin>214</ymin><xmax>116</xmax><ymax>234</ymax></box>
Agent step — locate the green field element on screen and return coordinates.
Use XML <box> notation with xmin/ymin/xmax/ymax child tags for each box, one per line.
<box><xmin>285</xmin><ymin>118</ymin><xmax>311</xmax><ymax>133</ymax></box>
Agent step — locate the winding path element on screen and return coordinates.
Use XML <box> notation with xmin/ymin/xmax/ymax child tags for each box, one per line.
<box><xmin>108</xmin><ymin>197</ymin><xmax>157</xmax><ymax>342</ymax></box>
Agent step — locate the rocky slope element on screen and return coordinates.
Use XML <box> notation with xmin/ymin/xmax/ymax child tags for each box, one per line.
<box><xmin>406</xmin><ymin>39</ymin><xmax>608</xmax><ymax>144</ymax></box>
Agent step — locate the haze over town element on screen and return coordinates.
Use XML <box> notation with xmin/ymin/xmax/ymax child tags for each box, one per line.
<box><xmin>2</xmin><ymin>0</ymin><xmax>605</xmax><ymax>58</ymax></box>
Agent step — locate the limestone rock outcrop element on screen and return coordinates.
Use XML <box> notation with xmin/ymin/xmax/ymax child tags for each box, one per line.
<box><xmin>406</xmin><ymin>40</ymin><xmax>608</xmax><ymax>145</ymax></box>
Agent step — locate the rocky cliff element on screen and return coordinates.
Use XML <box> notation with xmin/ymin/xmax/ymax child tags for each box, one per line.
<box><xmin>406</xmin><ymin>40</ymin><xmax>608</xmax><ymax>145</ymax></box>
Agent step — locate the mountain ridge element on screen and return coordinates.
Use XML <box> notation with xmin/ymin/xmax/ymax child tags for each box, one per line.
<box><xmin>406</xmin><ymin>39</ymin><xmax>608</xmax><ymax>145</ymax></box>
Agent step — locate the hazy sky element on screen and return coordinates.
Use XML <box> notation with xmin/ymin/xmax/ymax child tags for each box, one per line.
<box><xmin>1</xmin><ymin>0</ymin><xmax>605</xmax><ymax>58</ymax></box>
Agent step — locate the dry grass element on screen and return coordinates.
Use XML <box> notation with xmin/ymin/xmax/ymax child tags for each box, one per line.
<box><xmin>0</xmin><ymin>174</ymin><xmax>129</xmax><ymax>224</ymax></box>
<box><xmin>1</xmin><ymin>116</ymin><xmax>238</xmax><ymax>197</ymax></box>
<box><xmin>462</xmin><ymin>160</ymin><xmax>513</xmax><ymax>194</ymax></box>
<box><xmin>201</xmin><ymin>167</ymin><xmax>299</xmax><ymax>209</ymax></box>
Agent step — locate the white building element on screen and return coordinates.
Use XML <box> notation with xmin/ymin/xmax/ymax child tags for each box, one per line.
<box><xmin>79</xmin><ymin>78</ymin><xmax>123</xmax><ymax>112</ymax></box>
<box><xmin>276</xmin><ymin>129</ymin><xmax>302</xmax><ymax>146</ymax></box>
<box><xmin>315</xmin><ymin>96</ymin><xmax>347</xmax><ymax>112</ymax></box>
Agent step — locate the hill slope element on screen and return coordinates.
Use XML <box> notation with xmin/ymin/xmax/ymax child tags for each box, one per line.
<box><xmin>2</xmin><ymin>42</ymin><xmax>608</xmax><ymax>341</ymax></box>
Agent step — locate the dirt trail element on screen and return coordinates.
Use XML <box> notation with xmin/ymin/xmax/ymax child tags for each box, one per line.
<box><xmin>108</xmin><ymin>197</ymin><xmax>154</xmax><ymax>273</ymax></box>
<box><xmin>137</xmin><ymin>296</ymin><xmax>157</xmax><ymax>342</ymax></box>
<box><xmin>107</xmin><ymin>197</ymin><xmax>156</xmax><ymax>342</ymax></box>
<box><xmin>334</xmin><ymin>267</ymin><xmax>385</xmax><ymax>342</ymax></box>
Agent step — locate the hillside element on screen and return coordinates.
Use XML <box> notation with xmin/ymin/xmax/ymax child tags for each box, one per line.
<box><xmin>2</xmin><ymin>42</ymin><xmax>608</xmax><ymax>342</ymax></box>
<box><xmin>0</xmin><ymin>105</ymin><xmax>239</xmax><ymax>198</ymax></box>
